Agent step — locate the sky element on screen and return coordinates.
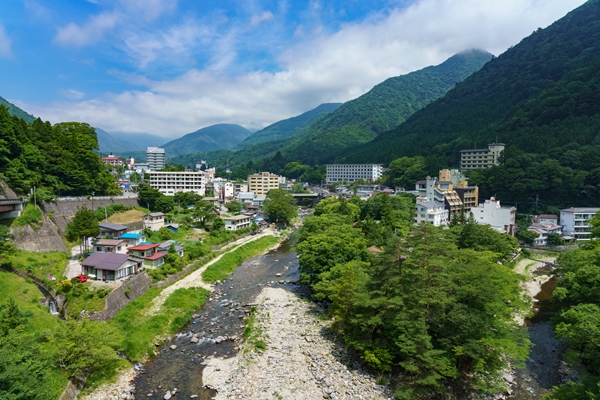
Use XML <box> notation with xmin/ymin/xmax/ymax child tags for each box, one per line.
<box><xmin>0</xmin><ymin>0</ymin><xmax>588</xmax><ymax>139</ymax></box>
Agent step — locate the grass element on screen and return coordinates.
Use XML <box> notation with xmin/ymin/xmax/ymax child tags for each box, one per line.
<box><xmin>2</xmin><ymin>249</ymin><xmax>68</xmax><ymax>288</ymax></box>
<box><xmin>242</xmin><ymin>306</ymin><xmax>267</xmax><ymax>352</ymax></box>
<box><xmin>64</xmin><ymin>283</ymin><xmax>112</xmax><ymax>319</ymax></box>
<box><xmin>202</xmin><ymin>236</ymin><xmax>280</xmax><ymax>283</ymax></box>
<box><xmin>11</xmin><ymin>204</ymin><xmax>44</xmax><ymax>230</ymax></box>
<box><xmin>109</xmin><ymin>286</ymin><xmax>210</xmax><ymax>361</ymax></box>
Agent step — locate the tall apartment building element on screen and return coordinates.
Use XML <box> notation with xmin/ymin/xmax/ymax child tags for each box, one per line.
<box><xmin>326</xmin><ymin>164</ymin><xmax>383</xmax><ymax>184</ymax></box>
<box><xmin>148</xmin><ymin>171</ymin><xmax>207</xmax><ymax>196</ymax></box>
<box><xmin>418</xmin><ymin>169</ymin><xmax>479</xmax><ymax>216</ymax></box>
<box><xmin>247</xmin><ymin>172</ymin><xmax>285</xmax><ymax>199</ymax></box>
<box><xmin>460</xmin><ymin>143</ymin><xmax>505</xmax><ymax>170</ymax></box>
<box><xmin>146</xmin><ymin>147</ymin><xmax>166</xmax><ymax>171</ymax></box>
<box><xmin>560</xmin><ymin>207</ymin><xmax>600</xmax><ymax>241</ymax></box>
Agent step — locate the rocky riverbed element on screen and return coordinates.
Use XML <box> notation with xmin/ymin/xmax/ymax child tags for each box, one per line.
<box><xmin>203</xmin><ymin>286</ymin><xmax>394</xmax><ymax>400</ymax></box>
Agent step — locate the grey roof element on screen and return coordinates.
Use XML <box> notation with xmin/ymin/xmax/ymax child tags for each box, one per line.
<box><xmin>98</xmin><ymin>222</ymin><xmax>128</xmax><ymax>231</ymax></box>
<box><xmin>95</xmin><ymin>239</ymin><xmax>126</xmax><ymax>246</ymax></box>
<box><xmin>158</xmin><ymin>241</ymin><xmax>183</xmax><ymax>252</ymax></box>
<box><xmin>148</xmin><ymin>212</ymin><xmax>165</xmax><ymax>217</ymax></box>
<box><xmin>560</xmin><ymin>207</ymin><xmax>600</xmax><ymax>213</ymax></box>
<box><xmin>460</xmin><ymin>149</ymin><xmax>489</xmax><ymax>153</ymax></box>
<box><xmin>81</xmin><ymin>252</ymin><xmax>130</xmax><ymax>271</ymax></box>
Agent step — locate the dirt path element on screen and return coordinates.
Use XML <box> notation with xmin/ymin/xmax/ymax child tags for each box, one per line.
<box><xmin>64</xmin><ymin>245</ymin><xmax>82</xmax><ymax>279</ymax></box>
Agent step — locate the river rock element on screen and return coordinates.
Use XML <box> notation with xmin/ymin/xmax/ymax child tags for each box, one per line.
<box><xmin>163</xmin><ymin>391</ymin><xmax>172</xmax><ymax>399</ymax></box>
<box><xmin>170</xmin><ymin>345</ymin><xmax>177</xmax><ymax>350</ymax></box>
<box><xmin>191</xmin><ymin>336</ymin><xmax>199</xmax><ymax>343</ymax></box>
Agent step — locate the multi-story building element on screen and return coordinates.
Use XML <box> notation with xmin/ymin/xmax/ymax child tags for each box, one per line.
<box><xmin>528</xmin><ymin>222</ymin><xmax>563</xmax><ymax>246</ymax></box>
<box><xmin>149</xmin><ymin>171</ymin><xmax>207</xmax><ymax>196</ymax></box>
<box><xmin>560</xmin><ymin>207</ymin><xmax>600</xmax><ymax>241</ymax></box>
<box><xmin>101</xmin><ymin>154</ymin><xmax>122</xmax><ymax>166</ymax></box>
<box><xmin>419</xmin><ymin>170</ymin><xmax>479</xmax><ymax>217</ymax></box>
<box><xmin>146</xmin><ymin>147</ymin><xmax>166</xmax><ymax>171</ymax></box>
<box><xmin>224</xmin><ymin>215</ymin><xmax>252</xmax><ymax>231</ymax></box>
<box><xmin>326</xmin><ymin>164</ymin><xmax>383</xmax><ymax>184</ymax></box>
<box><xmin>460</xmin><ymin>143</ymin><xmax>505</xmax><ymax>171</ymax></box>
<box><xmin>472</xmin><ymin>197</ymin><xmax>516</xmax><ymax>235</ymax></box>
<box><xmin>233</xmin><ymin>183</ymin><xmax>249</xmax><ymax>195</ymax></box>
<box><xmin>415</xmin><ymin>199</ymin><xmax>449</xmax><ymax>226</ymax></box>
<box><xmin>247</xmin><ymin>172</ymin><xmax>285</xmax><ymax>199</ymax></box>
<box><xmin>143</xmin><ymin>212</ymin><xmax>165</xmax><ymax>231</ymax></box>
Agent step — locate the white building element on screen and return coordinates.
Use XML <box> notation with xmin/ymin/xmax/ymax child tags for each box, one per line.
<box><xmin>472</xmin><ymin>197</ymin><xmax>516</xmax><ymax>235</ymax></box>
<box><xmin>560</xmin><ymin>207</ymin><xmax>600</xmax><ymax>241</ymax></box>
<box><xmin>214</xmin><ymin>180</ymin><xmax>234</xmax><ymax>202</ymax></box>
<box><xmin>460</xmin><ymin>143</ymin><xmax>505</xmax><ymax>171</ymax></box>
<box><xmin>144</xmin><ymin>212</ymin><xmax>165</xmax><ymax>231</ymax></box>
<box><xmin>149</xmin><ymin>171</ymin><xmax>207</xmax><ymax>196</ymax></box>
<box><xmin>234</xmin><ymin>183</ymin><xmax>248</xmax><ymax>195</ymax></box>
<box><xmin>224</xmin><ymin>214</ymin><xmax>252</xmax><ymax>231</ymax></box>
<box><xmin>237</xmin><ymin>192</ymin><xmax>255</xmax><ymax>204</ymax></box>
<box><xmin>528</xmin><ymin>222</ymin><xmax>563</xmax><ymax>246</ymax></box>
<box><xmin>146</xmin><ymin>147</ymin><xmax>166</xmax><ymax>171</ymax></box>
<box><xmin>415</xmin><ymin>199</ymin><xmax>449</xmax><ymax>226</ymax></box>
<box><xmin>326</xmin><ymin>164</ymin><xmax>382</xmax><ymax>184</ymax></box>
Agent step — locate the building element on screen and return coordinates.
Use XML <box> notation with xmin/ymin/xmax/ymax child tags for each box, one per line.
<box><xmin>127</xmin><ymin>243</ymin><xmax>167</xmax><ymax>268</ymax></box>
<box><xmin>247</xmin><ymin>172</ymin><xmax>285</xmax><ymax>199</ymax></box>
<box><xmin>93</xmin><ymin>239</ymin><xmax>128</xmax><ymax>254</ymax></box>
<box><xmin>101</xmin><ymin>154</ymin><xmax>122</xmax><ymax>166</ymax></box>
<box><xmin>560</xmin><ymin>207</ymin><xmax>600</xmax><ymax>241</ymax></box>
<box><xmin>234</xmin><ymin>183</ymin><xmax>249</xmax><ymax>195</ymax></box>
<box><xmin>536</xmin><ymin>214</ymin><xmax>559</xmax><ymax>225</ymax></box>
<box><xmin>528</xmin><ymin>222</ymin><xmax>563</xmax><ymax>246</ymax></box>
<box><xmin>146</xmin><ymin>147</ymin><xmax>166</xmax><ymax>171</ymax></box>
<box><xmin>214</xmin><ymin>180</ymin><xmax>234</xmax><ymax>202</ymax></box>
<box><xmin>237</xmin><ymin>192</ymin><xmax>255</xmax><ymax>204</ymax></box>
<box><xmin>418</xmin><ymin>170</ymin><xmax>479</xmax><ymax>217</ymax></box>
<box><xmin>224</xmin><ymin>215</ymin><xmax>252</xmax><ymax>231</ymax></box>
<box><xmin>144</xmin><ymin>212</ymin><xmax>165</xmax><ymax>231</ymax></box>
<box><xmin>415</xmin><ymin>199</ymin><xmax>449</xmax><ymax>226</ymax></box>
<box><xmin>119</xmin><ymin>232</ymin><xmax>146</xmax><ymax>246</ymax></box>
<box><xmin>135</xmin><ymin>163</ymin><xmax>151</xmax><ymax>173</ymax></box>
<box><xmin>326</xmin><ymin>164</ymin><xmax>383</xmax><ymax>184</ymax></box>
<box><xmin>149</xmin><ymin>171</ymin><xmax>207</xmax><ymax>196</ymax></box>
<box><xmin>81</xmin><ymin>252</ymin><xmax>143</xmax><ymax>282</ymax></box>
<box><xmin>460</xmin><ymin>143</ymin><xmax>505</xmax><ymax>170</ymax></box>
<box><xmin>98</xmin><ymin>222</ymin><xmax>128</xmax><ymax>238</ymax></box>
<box><xmin>158</xmin><ymin>240</ymin><xmax>184</xmax><ymax>257</ymax></box>
<box><xmin>472</xmin><ymin>197</ymin><xmax>516</xmax><ymax>235</ymax></box>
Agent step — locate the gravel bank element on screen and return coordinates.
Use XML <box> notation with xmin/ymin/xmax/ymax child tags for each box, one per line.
<box><xmin>203</xmin><ymin>286</ymin><xmax>394</xmax><ymax>400</ymax></box>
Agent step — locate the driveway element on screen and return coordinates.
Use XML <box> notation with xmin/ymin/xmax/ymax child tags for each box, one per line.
<box><xmin>65</xmin><ymin>245</ymin><xmax>83</xmax><ymax>279</ymax></box>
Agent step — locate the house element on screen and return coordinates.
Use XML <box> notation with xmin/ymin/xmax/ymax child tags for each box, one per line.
<box><xmin>93</xmin><ymin>239</ymin><xmax>128</xmax><ymax>254</ymax></box>
<box><xmin>472</xmin><ymin>197</ymin><xmax>516</xmax><ymax>235</ymax></box>
<box><xmin>127</xmin><ymin>243</ymin><xmax>167</xmax><ymax>268</ymax></box>
<box><xmin>119</xmin><ymin>232</ymin><xmax>146</xmax><ymax>246</ymax></box>
<box><xmin>528</xmin><ymin>222</ymin><xmax>563</xmax><ymax>246</ymax></box>
<box><xmin>158</xmin><ymin>241</ymin><xmax>184</xmax><ymax>257</ymax></box>
<box><xmin>237</xmin><ymin>192</ymin><xmax>255</xmax><ymax>205</ymax></box>
<box><xmin>98</xmin><ymin>222</ymin><xmax>128</xmax><ymax>238</ymax></box>
<box><xmin>144</xmin><ymin>212</ymin><xmax>165</xmax><ymax>231</ymax></box>
<box><xmin>537</xmin><ymin>214</ymin><xmax>559</xmax><ymax>225</ymax></box>
<box><xmin>224</xmin><ymin>215</ymin><xmax>252</xmax><ymax>231</ymax></box>
<box><xmin>165</xmin><ymin>223</ymin><xmax>179</xmax><ymax>234</ymax></box>
<box><xmin>81</xmin><ymin>252</ymin><xmax>143</xmax><ymax>282</ymax></box>
<box><xmin>415</xmin><ymin>199</ymin><xmax>449</xmax><ymax>227</ymax></box>
<box><xmin>560</xmin><ymin>207</ymin><xmax>600</xmax><ymax>241</ymax></box>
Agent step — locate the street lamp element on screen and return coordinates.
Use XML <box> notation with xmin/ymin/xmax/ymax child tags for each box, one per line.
<box><xmin>91</xmin><ymin>191</ymin><xmax>95</xmax><ymax>210</ymax></box>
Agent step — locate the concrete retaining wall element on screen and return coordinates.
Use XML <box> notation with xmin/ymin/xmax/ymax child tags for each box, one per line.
<box><xmin>11</xmin><ymin>217</ymin><xmax>68</xmax><ymax>254</ymax></box>
<box><xmin>90</xmin><ymin>272</ymin><xmax>152</xmax><ymax>321</ymax></box>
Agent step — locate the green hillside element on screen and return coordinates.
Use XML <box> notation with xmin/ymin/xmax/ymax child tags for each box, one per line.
<box><xmin>338</xmin><ymin>0</ymin><xmax>600</xmax><ymax>207</ymax></box>
<box><xmin>162</xmin><ymin>123</ymin><xmax>252</xmax><ymax>156</ymax></box>
<box><xmin>96</xmin><ymin>127</ymin><xmax>142</xmax><ymax>154</ymax></box>
<box><xmin>0</xmin><ymin>96</ymin><xmax>35</xmax><ymax>124</ymax></box>
<box><xmin>240</xmin><ymin>103</ymin><xmax>342</xmax><ymax>147</ymax></box>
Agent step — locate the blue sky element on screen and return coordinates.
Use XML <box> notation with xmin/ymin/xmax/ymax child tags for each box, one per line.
<box><xmin>0</xmin><ymin>0</ymin><xmax>587</xmax><ymax>139</ymax></box>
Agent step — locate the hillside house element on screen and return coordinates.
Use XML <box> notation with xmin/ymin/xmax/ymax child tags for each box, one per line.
<box><xmin>98</xmin><ymin>222</ymin><xmax>128</xmax><ymax>238</ymax></box>
<box><xmin>158</xmin><ymin>241</ymin><xmax>184</xmax><ymax>257</ymax></box>
<box><xmin>81</xmin><ymin>253</ymin><xmax>143</xmax><ymax>282</ymax></box>
<box><xmin>528</xmin><ymin>222</ymin><xmax>563</xmax><ymax>246</ymax></box>
<box><xmin>224</xmin><ymin>215</ymin><xmax>252</xmax><ymax>231</ymax></box>
<box><xmin>119</xmin><ymin>232</ymin><xmax>146</xmax><ymax>246</ymax></box>
<box><xmin>93</xmin><ymin>239</ymin><xmax>128</xmax><ymax>254</ymax></box>
<box><xmin>144</xmin><ymin>212</ymin><xmax>165</xmax><ymax>231</ymax></box>
<box><xmin>127</xmin><ymin>243</ymin><xmax>167</xmax><ymax>268</ymax></box>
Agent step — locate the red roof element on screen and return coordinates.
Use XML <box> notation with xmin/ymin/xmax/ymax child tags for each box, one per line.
<box><xmin>146</xmin><ymin>252</ymin><xmax>167</xmax><ymax>261</ymax></box>
<box><xmin>128</xmin><ymin>243</ymin><xmax>159</xmax><ymax>251</ymax></box>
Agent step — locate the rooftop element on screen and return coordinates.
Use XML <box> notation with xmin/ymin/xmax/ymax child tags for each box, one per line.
<box><xmin>145</xmin><ymin>252</ymin><xmax>167</xmax><ymax>261</ymax></box>
<box><xmin>98</xmin><ymin>222</ymin><xmax>128</xmax><ymax>231</ymax></box>
<box><xmin>120</xmin><ymin>233</ymin><xmax>143</xmax><ymax>239</ymax></box>
<box><xmin>81</xmin><ymin>253</ymin><xmax>130</xmax><ymax>271</ymax></box>
<box><xmin>224</xmin><ymin>214</ymin><xmax>252</xmax><ymax>221</ymax></box>
<box><xmin>128</xmin><ymin>243</ymin><xmax>159</xmax><ymax>251</ymax></box>
<box><xmin>95</xmin><ymin>239</ymin><xmax>126</xmax><ymax>246</ymax></box>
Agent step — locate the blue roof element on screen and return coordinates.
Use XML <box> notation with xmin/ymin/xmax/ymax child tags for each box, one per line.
<box><xmin>120</xmin><ymin>233</ymin><xmax>142</xmax><ymax>239</ymax></box>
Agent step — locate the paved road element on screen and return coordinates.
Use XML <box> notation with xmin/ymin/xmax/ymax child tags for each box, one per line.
<box><xmin>65</xmin><ymin>245</ymin><xmax>82</xmax><ymax>279</ymax></box>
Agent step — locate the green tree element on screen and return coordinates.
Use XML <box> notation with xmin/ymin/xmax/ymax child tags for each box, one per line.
<box><xmin>0</xmin><ymin>299</ymin><xmax>32</xmax><ymax>337</ymax></box>
<box><xmin>263</xmin><ymin>188</ymin><xmax>297</xmax><ymax>225</ymax></box>
<box><xmin>212</xmin><ymin>217</ymin><xmax>225</xmax><ymax>231</ymax></box>
<box><xmin>194</xmin><ymin>200</ymin><xmax>216</xmax><ymax>226</ymax></box>
<box><xmin>516</xmin><ymin>229</ymin><xmax>539</xmax><ymax>245</ymax></box>
<box><xmin>547</xmin><ymin>232</ymin><xmax>564</xmax><ymax>246</ymax></box>
<box><xmin>65</xmin><ymin>205</ymin><xmax>99</xmax><ymax>254</ymax></box>
<box><xmin>589</xmin><ymin>211</ymin><xmax>600</xmax><ymax>238</ymax></box>
<box><xmin>226</xmin><ymin>201</ymin><xmax>242</xmax><ymax>215</ymax></box>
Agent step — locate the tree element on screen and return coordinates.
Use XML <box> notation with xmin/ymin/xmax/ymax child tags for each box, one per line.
<box><xmin>547</xmin><ymin>232</ymin><xmax>565</xmax><ymax>246</ymax></box>
<box><xmin>0</xmin><ymin>226</ymin><xmax>14</xmax><ymax>260</ymax></box>
<box><xmin>65</xmin><ymin>205</ymin><xmax>99</xmax><ymax>254</ymax></box>
<box><xmin>516</xmin><ymin>229</ymin><xmax>539</xmax><ymax>245</ymax></box>
<box><xmin>590</xmin><ymin>211</ymin><xmax>600</xmax><ymax>239</ymax></box>
<box><xmin>263</xmin><ymin>189</ymin><xmax>297</xmax><ymax>225</ymax></box>
<box><xmin>212</xmin><ymin>217</ymin><xmax>225</xmax><ymax>231</ymax></box>
<box><xmin>0</xmin><ymin>299</ymin><xmax>32</xmax><ymax>337</ymax></box>
<box><xmin>226</xmin><ymin>201</ymin><xmax>242</xmax><ymax>215</ymax></box>
<box><xmin>194</xmin><ymin>200</ymin><xmax>216</xmax><ymax>226</ymax></box>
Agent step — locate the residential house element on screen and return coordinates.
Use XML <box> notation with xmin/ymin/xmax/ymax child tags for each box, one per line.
<box><xmin>472</xmin><ymin>197</ymin><xmax>517</xmax><ymax>235</ymax></box>
<box><xmin>81</xmin><ymin>252</ymin><xmax>143</xmax><ymax>282</ymax></box>
<box><xmin>144</xmin><ymin>212</ymin><xmax>165</xmax><ymax>231</ymax></box>
<box><xmin>415</xmin><ymin>199</ymin><xmax>449</xmax><ymax>227</ymax></box>
<box><xmin>127</xmin><ymin>243</ymin><xmax>167</xmax><ymax>268</ymax></box>
<box><xmin>528</xmin><ymin>222</ymin><xmax>563</xmax><ymax>246</ymax></box>
<box><xmin>98</xmin><ymin>222</ymin><xmax>128</xmax><ymax>238</ymax></box>
<box><xmin>93</xmin><ymin>239</ymin><xmax>128</xmax><ymax>254</ymax></box>
<box><xmin>119</xmin><ymin>232</ymin><xmax>146</xmax><ymax>246</ymax></box>
<box><xmin>237</xmin><ymin>192</ymin><xmax>255</xmax><ymax>205</ymax></box>
<box><xmin>165</xmin><ymin>223</ymin><xmax>179</xmax><ymax>234</ymax></box>
<box><xmin>560</xmin><ymin>207</ymin><xmax>600</xmax><ymax>241</ymax></box>
<box><xmin>158</xmin><ymin>241</ymin><xmax>184</xmax><ymax>257</ymax></box>
<box><xmin>224</xmin><ymin>215</ymin><xmax>252</xmax><ymax>231</ymax></box>
<box><xmin>537</xmin><ymin>214</ymin><xmax>559</xmax><ymax>225</ymax></box>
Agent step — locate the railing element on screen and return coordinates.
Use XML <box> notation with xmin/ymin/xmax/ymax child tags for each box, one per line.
<box><xmin>0</xmin><ymin>197</ymin><xmax>25</xmax><ymax>205</ymax></box>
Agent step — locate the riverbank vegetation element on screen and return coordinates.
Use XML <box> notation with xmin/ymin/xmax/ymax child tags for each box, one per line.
<box><xmin>296</xmin><ymin>194</ymin><xmax>528</xmax><ymax>398</ymax></box>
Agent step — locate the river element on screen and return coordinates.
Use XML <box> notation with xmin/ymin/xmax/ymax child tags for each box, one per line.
<box><xmin>134</xmin><ymin>235</ymin><xmax>302</xmax><ymax>399</ymax></box>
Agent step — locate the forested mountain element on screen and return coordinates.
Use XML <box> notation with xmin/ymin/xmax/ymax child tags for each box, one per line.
<box><xmin>240</xmin><ymin>103</ymin><xmax>342</xmax><ymax>147</ymax></box>
<box><xmin>95</xmin><ymin>127</ymin><xmax>142</xmax><ymax>154</ymax></box>
<box><xmin>0</xmin><ymin>105</ymin><xmax>119</xmax><ymax>197</ymax></box>
<box><xmin>161</xmin><ymin>123</ymin><xmax>253</xmax><ymax>156</ymax></box>
<box><xmin>337</xmin><ymin>0</ymin><xmax>600</xmax><ymax>208</ymax></box>
<box><xmin>0</xmin><ymin>96</ymin><xmax>35</xmax><ymax>124</ymax></box>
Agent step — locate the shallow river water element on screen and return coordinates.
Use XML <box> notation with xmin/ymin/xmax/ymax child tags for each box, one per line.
<box><xmin>134</xmin><ymin>236</ymin><xmax>301</xmax><ymax>399</ymax></box>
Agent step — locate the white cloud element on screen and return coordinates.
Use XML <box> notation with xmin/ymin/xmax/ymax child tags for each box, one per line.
<box><xmin>119</xmin><ymin>0</ymin><xmax>177</xmax><ymax>22</ymax></box>
<box><xmin>29</xmin><ymin>0</ymin><xmax>587</xmax><ymax>138</ymax></box>
<box><xmin>59</xmin><ymin>89</ymin><xmax>85</xmax><ymax>100</ymax></box>
<box><xmin>54</xmin><ymin>11</ymin><xmax>120</xmax><ymax>47</ymax></box>
<box><xmin>251</xmin><ymin>11</ymin><xmax>274</xmax><ymax>26</ymax></box>
<box><xmin>0</xmin><ymin>23</ymin><xmax>13</xmax><ymax>58</ymax></box>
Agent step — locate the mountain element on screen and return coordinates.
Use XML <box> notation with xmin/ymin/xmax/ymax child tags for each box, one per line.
<box><xmin>0</xmin><ymin>96</ymin><xmax>35</xmax><ymax>124</ymax></box>
<box><xmin>95</xmin><ymin>128</ymin><xmax>142</xmax><ymax>154</ymax></box>
<box><xmin>161</xmin><ymin>123</ymin><xmax>253</xmax><ymax>156</ymax></box>
<box><xmin>240</xmin><ymin>103</ymin><xmax>343</xmax><ymax>147</ymax></box>
<box><xmin>339</xmin><ymin>0</ymin><xmax>600</xmax><ymax>166</ymax></box>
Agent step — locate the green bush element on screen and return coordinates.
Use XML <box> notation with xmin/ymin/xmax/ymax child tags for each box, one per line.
<box><xmin>12</xmin><ymin>204</ymin><xmax>43</xmax><ymax>229</ymax></box>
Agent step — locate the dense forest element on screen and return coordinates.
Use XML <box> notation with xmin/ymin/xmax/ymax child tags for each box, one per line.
<box><xmin>296</xmin><ymin>194</ymin><xmax>528</xmax><ymax>398</ymax></box>
<box><xmin>0</xmin><ymin>105</ymin><xmax>119</xmax><ymax>198</ymax></box>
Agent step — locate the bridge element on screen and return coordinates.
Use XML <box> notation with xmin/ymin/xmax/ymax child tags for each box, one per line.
<box><xmin>0</xmin><ymin>197</ymin><xmax>26</xmax><ymax>218</ymax></box>
<box><xmin>291</xmin><ymin>193</ymin><xmax>322</xmax><ymax>207</ymax></box>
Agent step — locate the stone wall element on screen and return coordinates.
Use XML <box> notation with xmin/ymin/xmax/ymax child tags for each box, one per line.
<box><xmin>90</xmin><ymin>272</ymin><xmax>152</xmax><ymax>321</ymax></box>
<box><xmin>11</xmin><ymin>217</ymin><xmax>68</xmax><ymax>253</ymax></box>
